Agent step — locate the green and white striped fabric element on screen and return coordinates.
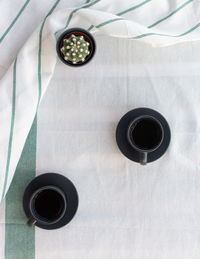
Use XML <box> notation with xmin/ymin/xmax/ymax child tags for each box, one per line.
<box><xmin>1</xmin><ymin>0</ymin><xmax>200</xmax><ymax>258</ymax></box>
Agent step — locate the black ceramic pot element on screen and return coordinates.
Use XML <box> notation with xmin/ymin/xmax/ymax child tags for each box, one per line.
<box><xmin>56</xmin><ymin>28</ymin><xmax>96</xmax><ymax>67</ymax></box>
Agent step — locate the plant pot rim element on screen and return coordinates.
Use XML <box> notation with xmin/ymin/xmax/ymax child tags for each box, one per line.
<box><xmin>56</xmin><ymin>28</ymin><xmax>96</xmax><ymax>67</ymax></box>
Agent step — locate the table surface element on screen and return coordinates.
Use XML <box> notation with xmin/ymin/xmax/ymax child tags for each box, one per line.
<box><xmin>1</xmin><ymin>1</ymin><xmax>200</xmax><ymax>259</ymax></box>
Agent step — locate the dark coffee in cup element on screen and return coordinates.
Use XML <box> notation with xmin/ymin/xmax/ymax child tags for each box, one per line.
<box><xmin>28</xmin><ymin>186</ymin><xmax>67</xmax><ymax>226</ymax></box>
<box><xmin>127</xmin><ymin>115</ymin><xmax>164</xmax><ymax>165</ymax></box>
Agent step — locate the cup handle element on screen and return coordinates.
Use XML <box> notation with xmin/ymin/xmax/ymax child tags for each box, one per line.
<box><xmin>27</xmin><ymin>217</ymin><xmax>37</xmax><ymax>227</ymax></box>
<box><xmin>140</xmin><ymin>152</ymin><xmax>147</xmax><ymax>165</ymax></box>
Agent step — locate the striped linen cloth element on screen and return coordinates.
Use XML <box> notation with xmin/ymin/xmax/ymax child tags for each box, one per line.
<box><xmin>1</xmin><ymin>0</ymin><xmax>200</xmax><ymax>258</ymax></box>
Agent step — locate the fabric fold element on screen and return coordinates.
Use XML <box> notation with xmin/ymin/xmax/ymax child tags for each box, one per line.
<box><xmin>0</xmin><ymin>0</ymin><xmax>199</xmax><ymax>202</ymax></box>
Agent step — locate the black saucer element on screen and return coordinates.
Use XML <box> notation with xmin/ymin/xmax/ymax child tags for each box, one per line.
<box><xmin>116</xmin><ymin>108</ymin><xmax>171</xmax><ymax>163</ymax></box>
<box><xmin>23</xmin><ymin>173</ymin><xmax>79</xmax><ymax>230</ymax></box>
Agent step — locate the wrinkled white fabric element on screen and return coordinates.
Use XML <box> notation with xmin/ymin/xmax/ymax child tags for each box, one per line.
<box><xmin>1</xmin><ymin>1</ymin><xmax>200</xmax><ymax>258</ymax></box>
<box><xmin>0</xmin><ymin>0</ymin><xmax>200</xmax><ymax>201</ymax></box>
<box><xmin>33</xmin><ymin>36</ymin><xmax>200</xmax><ymax>259</ymax></box>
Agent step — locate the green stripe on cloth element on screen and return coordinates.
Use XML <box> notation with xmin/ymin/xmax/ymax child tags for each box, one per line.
<box><xmin>63</xmin><ymin>0</ymin><xmax>100</xmax><ymax>30</ymax></box>
<box><xmin>88</xmin><ymin>17</ymin><xmax>124</xmax><ymax>31</ymax></box>
<box><xmin>87</xmin><ymin>0</ymin><xmax>151</xmax><ymax>31</ymax></box>
<box><xmin>37</xmin><ymin>0</ymin><xmax>61</xmax><ymax>108</ymax></box>
<box><xmin>117</xmin><ymin>0</ymin><xmax>151</xmax><ymax>16</ymax></box>
<box><xmin>5</xmin><ymin>0</ymin><xmax>61</xmax><ymax>256</ymax></box>
<box><xmin>1</xmin><ymin>58</ymin><xmax>17</xmax><ymax>203</ymax></box>
<box><xmin>148</xmin><ymin>0</ymin><xmax>193</xmax><ymax>28</ymax></box>
<box><xmin>87</xmin><ymin>0</ymin><xmax>194</xmax><ymax>37</ymax></box>
<box><xmin>96</xmin><ymin>17</ymin><xmax>124</xmax><ymax>28</ymax></box>
<box><xmin>0</xmin><ymin>0</ymin><xmax>31</xmax><ymax>43</ymax></box>
<box><xmin>130</xmin><ymin>22</ymin><xmax>200</xmax><ymax>39</ymax></box>
<box><xmin>88</xmin><ymin>25</ymin><xmax>94</xmax><ymax>31</ymax></box>
<box><xmin>5</xmin><ymin>117</ymin><xmax>37</xmax><ymax>259</ymax></box>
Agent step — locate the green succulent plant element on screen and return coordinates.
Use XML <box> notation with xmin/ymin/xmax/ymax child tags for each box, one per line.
<box><xmin>60</xmin><ymin>34</ymin><xmax>90</xmax><ymax>64</ymax></box>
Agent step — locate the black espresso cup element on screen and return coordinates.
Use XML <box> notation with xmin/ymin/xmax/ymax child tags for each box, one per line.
<box><xmin>127</xmin><ymin>115</ymin><xmax>164</xmax><ymax>165</ymax></box>
<box><xmin>27</xmin><ymin>185</ymin><xmax>67</xmax><ymax>227</ymax></box>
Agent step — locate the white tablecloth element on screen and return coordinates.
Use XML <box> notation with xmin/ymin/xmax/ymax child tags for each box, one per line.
<box><xmin>1</xmin><ymin>1</ymin><xmax>200</xmax><ymax>258</ymax></box>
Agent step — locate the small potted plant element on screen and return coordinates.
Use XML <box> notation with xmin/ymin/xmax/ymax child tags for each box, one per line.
<box><xmin>56</xmin><ymin>28</ymin><xmax>96</xmax><ymax>66</ymax></box>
